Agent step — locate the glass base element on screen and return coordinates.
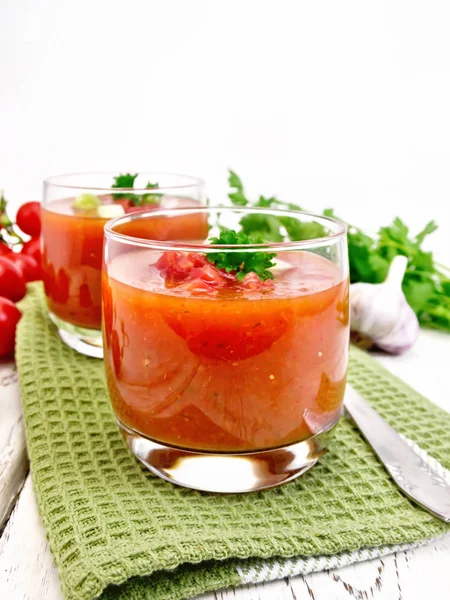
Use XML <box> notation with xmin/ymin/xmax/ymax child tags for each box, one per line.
<box><xmin>118</xmin><ymin>418</ymin><xmax>339</xmax><ymax>493</ymax></box>
<box><xmin>49</xmin><ymin>312</ymin><xmax>103</xmax><ymax>359</ymax></box>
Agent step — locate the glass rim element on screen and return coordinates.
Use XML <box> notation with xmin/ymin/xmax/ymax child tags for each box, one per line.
<box><xmin>104</xmin><ymin>206</ymin><xmax>347</xmax><ymax>252</ymax></box>
<box><xmin>43</xmin><ymin>171</ymin><xmax>204</xmax><ymax>192</ymax></box>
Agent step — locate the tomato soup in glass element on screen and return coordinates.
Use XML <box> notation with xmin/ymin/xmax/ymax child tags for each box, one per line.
<box><xmin>103</xmin><ymin>207</ymin><xmax>349</xmax><ymax>493</ymax></box>
<box><xmin>41</xmin><ymin>172</ymin><xmax>206</xmax><ymax>357</ymax></box>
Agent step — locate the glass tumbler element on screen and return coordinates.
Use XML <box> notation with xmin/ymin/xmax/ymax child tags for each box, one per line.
<box><xmin>41</xmin><ymin>172</ymin><xmax>205</xmax><ymax>358</ymax></box>
<box><xmin>103</xmin><ymin>206</ymin><xmax>349</xmax><ymax>492</ymax></box>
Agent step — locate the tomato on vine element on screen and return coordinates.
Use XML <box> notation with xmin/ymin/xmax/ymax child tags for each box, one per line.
<box><xmin>0</xmin><ymin>256</ymin><xmax>27</xmax><ymax>302</ymax></box>
<box><xmin>16</xmin><ymin>201</ymin><xmax>41</xmax><ymax>238</ymax></box>
<box><xmin>7</xmin><ymin>253</ymin><xmax>40</xmax><ymax>282</ymax></box>
<box><xmin>0</xmin><ymin>242</ymin><xmax>12</xmax><ymax>256</ymax></box>
<box><xmin>21</xmin><ymin>238</ymin><xmax>41</xmax><ymax>265</ymax></box>
<box><xmin>0</xmin><ymin>297</ymin><xmax>22</xmax><ymax>357</ymax></box>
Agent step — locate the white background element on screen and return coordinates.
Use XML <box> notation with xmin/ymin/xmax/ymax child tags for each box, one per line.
<box><xmin>1</xmin><ymin>5</ymin><xmax>450</xmax><ymax>599</ymax></box>
<box><xmin>1</xmin><ymin>0</ymin><xmax>449</xmax><ymax>260</ymax></box>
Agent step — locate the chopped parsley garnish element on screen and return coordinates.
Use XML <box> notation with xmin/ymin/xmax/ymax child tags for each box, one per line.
<box><xmin>112</xmin><ymin>173</ymin><xmax>138</xmax><ymax>189</ymax></box>
<box><xmin>207</xmin><ymin>230</ymin><xmax>276</xmax><ymax>281</ymax></box>
<box><xmin>111</xmin><ymin>173</ymin><xmax>162</xmax><ymax>205</ymax></box>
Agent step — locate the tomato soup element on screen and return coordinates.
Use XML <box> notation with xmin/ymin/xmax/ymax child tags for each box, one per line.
<box><xmin>103</xmin><ymin>250</ymin><xmax>349</xmax><ymax>452</ymax></box>
<box><xmin>41</xmin><ymin>197</ymin><xmax>207</xmax><ymax>330</ymax></box>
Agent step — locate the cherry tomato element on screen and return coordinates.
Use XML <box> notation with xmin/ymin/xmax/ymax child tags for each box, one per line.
<box><xmin>21</xmin><ymin>238</ymin><xmax>41</xmax><ymax>265</ymax></box>
<box><xmin>6</xmin><ymin>253</ymin><xmax>40</xmax><ymax>282</ymax></box>
<box><xmin>16</xmin><ymin>202</ymin><xmax>41</xmax><ymax>237</ymax></box>
<box><xmin>0</xmin><ymin>297</ymin><xmax>22</xmax><ymax>357</ymax></box>
<box><xmin>0</xmin><ymin>257</ymin><xmax>27</xmax><ymax>302</ymax></box>
<box><xmin>0</xmin><ymin>242</ymin><xmax>12</xmax><ymax>256</ymax></box>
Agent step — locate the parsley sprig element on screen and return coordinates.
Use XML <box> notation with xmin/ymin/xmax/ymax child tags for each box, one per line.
<box><xmin>228</xmin><ymin>169</ymin><xmax>450</xmax><ymax>332</ymax></box>
<box><xmin>207</xmin><ymin>230</ymin><xmax>276</xmax><ymax>281</ymax></box>
<box><xmin>112</xmin><ymin>173</ymin><xmax>162</xmax><ymax>205</ymax></box>
<box><xmin>228</xmin><ymin>170</ymin><xmax>328</xmax><ymax>241</ymax></box>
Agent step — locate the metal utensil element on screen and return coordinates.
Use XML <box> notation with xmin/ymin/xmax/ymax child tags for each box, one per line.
<box><xmin>344</xmin><ymin>384</ymin><xmax>450</xmax><ymax>523</ymax></box>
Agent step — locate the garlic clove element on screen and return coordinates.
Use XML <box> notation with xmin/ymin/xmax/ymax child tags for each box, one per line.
<box><xmin>350</xmin><ymin>255</ymin><xmax>420</xmax><ymax>355</ymax></box>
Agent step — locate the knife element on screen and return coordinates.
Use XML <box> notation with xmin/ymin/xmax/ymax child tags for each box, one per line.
<box><xmin>344</xmin><ymin>384</ymin><xmax>450</xmax><ymax>523</ymax></box>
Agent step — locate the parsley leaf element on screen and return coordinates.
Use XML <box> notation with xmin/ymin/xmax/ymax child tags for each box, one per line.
<box><xmin>279</xmin><ymin>216</ymin><xmax>328</xmax><ymax>241</ymax></box>
<box><xmin>254</xmin><ymin>195</ymin><xmax>300</xmax><ymax>212</ymax></box>
<box><xmin>207</xmin><ymin>230</ymin><xmax>276</xmax><ymax>281</ymax></box>
<box><xmin>228</xmin><ymin>170</ymin><xmax>244</xmax><ymax>193</ymax></box>
<box><xmin>112</xmin><ymin>173</ymin><xmax>139</xmax><ymax>203</ymax></box>
<box><xmin>415</xmin><ymin>220</ymin><xmax>438</xmax><ymax>245</ymax></box>
<box><xmin>239</xmin><ymin>213</ymin><xmax>284</xmax><ymax>242</ymax></box>
<box><xmin>112</xmin><ymin>173</ymin><xmax>138</xmax><ymax>189</ymax></box>
<box><xmin>228</xmin><ymin>169</ymin><xmax>249</xmax><ymax>206</ymax></box>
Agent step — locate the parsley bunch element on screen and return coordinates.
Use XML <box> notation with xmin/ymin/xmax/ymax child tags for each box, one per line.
<box><xmin>208</xmin><ymin>230</ymin><xmax>276</xmax><ymax>281</ymax></box>
<box><xmin>112</xmin><ymin>173</ymin><xmax>162</xmax><ymax>205</ymax></box>
<box><xmin>227</xmin><ymin>169</ymin><xmax>450</xmax><ymax>331</ymax></box>
<box><xmin>228</xmin><ymin>170</ymin><xmax>328</xmax><ymax>241</ymax></box>
<box><xmin>325</xmin><ymin>211</ymin><xmax>450</xmax><ymax>331</ymax></box>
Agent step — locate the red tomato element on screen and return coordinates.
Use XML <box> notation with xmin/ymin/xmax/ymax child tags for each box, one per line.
<box><xmin>176</xmin><ymin>264</ymin><xmax>232</xmax><ymax>294</ymax></box>
<box><xmin>0</xmin><ymin>242</ymin><xmax>12</xmax><ymax>256</ymax></box>
<box><xmin>156</xmin><ymin>251</ymin><xmax>208</xmax><ymax>285</ymax></box>
<box><xmin>0</xmin><ymin>297</ymin><xmax>22</xmax><ymax>357</ymax></box>
<box><xmin>190</xmin><ymin>264</ymin><xmax>231</xmax><ymax>287</ymax></box>
<box><xmin>240</xmin><ymin>272</ymin><xmax>274</xmax><ymax>291</ymax></box>
<box><xmin>21</xmin><ymin>238</ymin><xmax>41</xmax><ymax>265</ymax></box>
<box><xmin>6</xmin><ymin>253</ymin><xmax>40</xmax><ymax>282</ymax></box>
<box><xmin>16</xmin><ymin>202</ymin><xmax>41</xmax><ymax>237</ymax></box>
<box><xmin>0</xmin><ymin>257</ymin><xmax>27</xmax><ymax>302</ymax></box>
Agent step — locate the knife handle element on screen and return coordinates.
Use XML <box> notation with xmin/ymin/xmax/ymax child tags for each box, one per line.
<box><xmin>345</xmin><ymin>385</ymin><xmax>450</xmax><ymax>523</ymax></box>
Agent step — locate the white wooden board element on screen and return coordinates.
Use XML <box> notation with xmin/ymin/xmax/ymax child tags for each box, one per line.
<box><xmin>0</xmin><ymin>363</ymin><xmax>28</xmax><ymax>530</ymax></box>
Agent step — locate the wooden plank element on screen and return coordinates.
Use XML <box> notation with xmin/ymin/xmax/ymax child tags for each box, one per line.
<box><xmin>0</xmin><ymin>475</ymin><xmax>62</xmax><ymax>600</ymax></box>
<box><xmin>0</xmin><ymin>362</ymin><xmax>28</xmax><ymax>531</ymax></box>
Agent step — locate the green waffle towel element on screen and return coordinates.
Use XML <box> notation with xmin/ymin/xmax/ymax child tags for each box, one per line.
<box><xmin>16</xmin><ymin>284</ymin><xmax>450</xmax><ymax>600</ymax></box>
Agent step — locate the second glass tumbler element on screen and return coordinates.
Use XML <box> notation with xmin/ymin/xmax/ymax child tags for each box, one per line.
<box><xmin>41</xmin><ymin>172</ymin><xmax>205</xmax><ymax>357</ymax></box>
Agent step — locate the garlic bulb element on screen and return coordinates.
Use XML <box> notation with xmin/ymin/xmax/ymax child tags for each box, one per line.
<box><xmin>350</xmin><ymin>255</ymin><xmax>420</xmax><ymax>354</ymax></box>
